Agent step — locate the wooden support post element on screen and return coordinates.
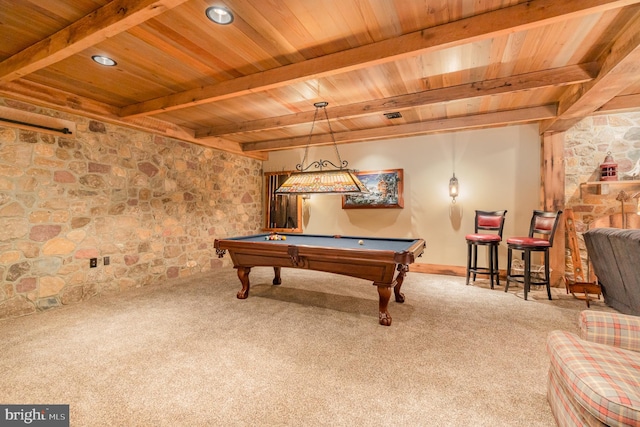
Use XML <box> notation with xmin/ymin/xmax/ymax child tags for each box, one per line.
<box><xmin>541</xmin><ymin>132</ymin><xmax>565</xmax><ymax>287</ymax></box>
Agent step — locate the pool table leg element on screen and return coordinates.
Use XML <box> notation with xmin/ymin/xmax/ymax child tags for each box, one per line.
<box><xmin>377</xmin><ymin>265</ymin><xmax>410</xmax><ymax>326</ymax></box>
<box><xmin>394</xmin><ymin>264</ymin><xmax>409</xmax><ymax>303</ymax></box>
<box><xmin>377</xmin><ymin>286</ymin><xmax>393</xmax><ymax>326</ymax></box>
<box><xmin>236</xmin><ymin>267</ymin><xmax>251</xmax><ymax>299</ymax></box>
<box><xmin>273</xmin><ymin>267</ymin><xmax>282</xmax><ymax>285</ymax></box>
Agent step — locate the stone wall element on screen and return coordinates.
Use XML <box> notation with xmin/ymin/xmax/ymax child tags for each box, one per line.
<box><xmin>564</xmin><ymin>111</ymin><xmax>640</xmax><ymax>274</ymax></box>
<box><xmin>0</xmin><ymin>98</ymin><xmax>263</xmax><ymax>319</ymax></box>
<box><xmin>565</xmin><ymin>112</ymin><xmax>640</xmax><ymax>227</ymax></box>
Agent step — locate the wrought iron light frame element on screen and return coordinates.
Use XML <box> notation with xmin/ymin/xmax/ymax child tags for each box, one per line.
<box><xmin>274</xmin><ymin>102</ymin><xmax>370</xmax><ymax>195</ymax></box>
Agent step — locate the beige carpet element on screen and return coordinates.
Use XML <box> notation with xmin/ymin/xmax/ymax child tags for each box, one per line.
<box><xmin>0</xmin><ymin>268</ymin><xmax>613</xmax><ymax>426</ymax></box>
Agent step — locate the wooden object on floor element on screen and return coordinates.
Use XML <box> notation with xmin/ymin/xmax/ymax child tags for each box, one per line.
<box><xmin>564</xmin><ymin>208</ymin><xmax>602</xmax><ymax>307</ymax></box>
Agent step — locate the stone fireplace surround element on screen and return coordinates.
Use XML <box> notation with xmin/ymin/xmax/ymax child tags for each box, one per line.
<box><xmin>564</xmin><ymin>111</ymin><xmax>640</xmax><ymax>273</ymax></box>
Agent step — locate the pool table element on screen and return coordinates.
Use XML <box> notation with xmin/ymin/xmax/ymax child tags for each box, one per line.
<box><xmin>214</xmin><ymin>233</ymin><xmax>426</xmax><ymax>326</ymax></box>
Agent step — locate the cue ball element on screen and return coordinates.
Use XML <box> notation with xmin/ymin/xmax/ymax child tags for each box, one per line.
<box><xmin>358</xmin><ymin>240</ymin><xmax>364</xmax><ymax>245</ymax></box>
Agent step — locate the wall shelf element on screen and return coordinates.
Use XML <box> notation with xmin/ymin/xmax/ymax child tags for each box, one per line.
<box><xmin>580</xmin><ymin>180</ymin><xmax>640</xmax><ymax>196</ymax></box>
<box><xmin>580</xmin><ymin>180</ymin><xmax>640</xmax><ymax>186</ymax></box>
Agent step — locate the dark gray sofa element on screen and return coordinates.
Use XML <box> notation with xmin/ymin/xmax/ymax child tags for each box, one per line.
<box><xmin>583</xmin><ymin>228</ymin><xmax>640</xmax><ymax>315</ymax></box>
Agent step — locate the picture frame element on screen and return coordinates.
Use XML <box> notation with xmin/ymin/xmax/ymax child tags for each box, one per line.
<box><xmin>342</xmin><ymin>169</ymin><xmax>404</xmax><ymax>209</ymax></box>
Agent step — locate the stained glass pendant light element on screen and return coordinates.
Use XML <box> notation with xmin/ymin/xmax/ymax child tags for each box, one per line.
<box><xmin>274</xmin><ymin>102</ymin><xmax>370</xmax><ymax>195</ymax></box>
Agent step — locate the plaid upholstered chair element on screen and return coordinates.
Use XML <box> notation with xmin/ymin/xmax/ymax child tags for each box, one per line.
<box><xmin>546</xmin><ymin>310</ymin><xmax>640</xmax><ymax>426</ymax></box>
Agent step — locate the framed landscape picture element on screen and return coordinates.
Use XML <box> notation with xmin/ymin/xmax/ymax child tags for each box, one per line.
<box><xmin>342</xmin><ymin>169</ymin><xmax>404</xmax><ymax>209</ymax></box>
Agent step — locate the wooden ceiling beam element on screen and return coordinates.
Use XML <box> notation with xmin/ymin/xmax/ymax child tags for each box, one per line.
<box><xmin>120</xmin><ymin>0</ymin><xmax>638</xmax><ymax>118</ymax></box>
<box><xmin>195</xmin><ymin>63</ymin><xmax>597</xmax><ymax>139</ymax></box>
<box><xmin>541</xmin><ymin>9</ymin><xmax>640</xmax><ymax>133</ymax></box>
<box><xmin>597</xmin><ymin>93</ymin><xmax>640</xmax><ymax>112</ymax></box>
<box><xmin>0</xmin><ymin>0</ymin><xmax>190</xmax><ymax>83</ymax></box>
<box><xmin>241</xmin><ymin>105</ymin><xmax>558</xmax><ymax>152</ymax></box>
<box><xmin>0</xmin><ymin>80</ymin><xmax>265</xmax><ymax>160</ymax></box>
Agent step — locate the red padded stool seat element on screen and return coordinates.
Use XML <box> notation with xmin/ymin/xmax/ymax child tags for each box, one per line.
<box><xmin>506</xmin><ymin>237</ymin><xmax>551</xmax><ymax>247</ymax></box>
<box><xmin>505</xmin><ymin>210</ymin><xmax>562</xmax><ymax>300</ymax></box>
<box><xmin>465</xmin><ymin>210</ymin><xmax>507</xmax><ymax>289</ymax></box>
<box><xmin>466</xmin><ymin>234</ymin><xmax>502</xmax><ymax>243</ymax></box>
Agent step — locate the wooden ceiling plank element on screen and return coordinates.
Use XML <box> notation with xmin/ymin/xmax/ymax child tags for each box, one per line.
<box><xmin>541</xmin><ymin>9</ymin><xmax>640</xmax><ymax>133</ymax></box>
<box><xmin>241</xmin><ymin>105</ymin><xmax>558</xmax><ymax>152</ymax></box>
<box><xmin>0</xmin><ymin>0</ymin><xmax>191</xmax><ymax>83</ymax></box>
<box><xmin>120</xmin><ymin>0</ymin><xmax>639</xmax><ymax>118</ymax></box>
<box><xmin>0</xmin><ymin>80</ymin><xmax>265</xmax><ymax>160</ymax></box>
<box><xmin>125</xmin><ymin>26</ymin><xmax>223</xmax><ymax>78</ymax></box>
<box><xmin>195</xmin><ymin>63</ymin><xmax>597</xmax><ymax>139</ymax></box>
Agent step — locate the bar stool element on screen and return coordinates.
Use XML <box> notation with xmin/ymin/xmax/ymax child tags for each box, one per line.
<box><xmin>505</xmin><ymin>210</ymin><xmax>562</xmax><ymax>300</ymax></box>
<box><xmin>465</xmin><ymin>210</ymin><xmax>507</xmax><ymax>289</ymax></box>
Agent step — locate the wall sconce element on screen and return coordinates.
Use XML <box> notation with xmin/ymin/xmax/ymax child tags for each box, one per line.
<box><xmin>449</xmin><ymin>173</ymin><xmax>459</xmax><ymax>203</ymax></box>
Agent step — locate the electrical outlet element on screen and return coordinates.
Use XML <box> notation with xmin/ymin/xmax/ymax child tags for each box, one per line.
<box><xmin>103</xmin><ymin>256</ymin><xmax>110</xmax><ymax>266</ymax></box>
<box><xmin>90</xmin><ymin>258</ymin><xmax>97</xmax><ymax>268</ymax></box>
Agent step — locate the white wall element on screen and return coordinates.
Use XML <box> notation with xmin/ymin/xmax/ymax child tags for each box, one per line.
<box><xmin>264</xmin><ymin>124</ymin><xmax>541</xmax><ymax>268</ymax></box>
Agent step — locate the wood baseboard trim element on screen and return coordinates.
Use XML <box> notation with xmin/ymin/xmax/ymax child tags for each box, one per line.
<box><xmin>410</xmin><ymin>263</ymin><xmax>465</xmax><ymax>276</ymax></box>
<box><xmin>410</xmin><ymin>263</ymin><xmax>506</xmax><ymax>279</ymax></box>
<box><xmin>409</xmin><ymin>263</ymin><xmax>567</xmax><ymax>289</ymax></box>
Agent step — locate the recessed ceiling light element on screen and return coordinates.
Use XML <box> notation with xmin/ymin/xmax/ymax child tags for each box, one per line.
<box><xmin>92</xmin><ymin>55</ymin><xmax>117</xmax><ymax>66</ymax></box>
<box><xmin>206</xmin><ymin>6</ymin><xmax>234</xmax><ymax>25</ymax></box>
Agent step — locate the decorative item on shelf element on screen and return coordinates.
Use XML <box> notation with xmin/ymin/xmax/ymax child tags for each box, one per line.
<box><xmin>615</xmin><ymin>189</ymin><xmax>640</xmax><ymax>228</ymax></box>
<box><xmin>449</xmin><ymin>173</ymin><xmax>459</xmax><ymax>203</ymax></box>
<box><xmin>624</xmin><ymin>158</ymin><xmax>640</xmax><ymax>179</ymax></box>
<box><xmin>599</xmin><ymin>152</ymin><xmax>618</xmax><ymax>181</ymax></box>
<box><xmin>274</xmin><ymin>102</ymin><xmax>370</xmax><ymax>195</ymax></box>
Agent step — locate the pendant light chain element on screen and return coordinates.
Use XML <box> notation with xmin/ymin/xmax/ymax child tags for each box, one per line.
<box><xmin>297</xmin><ymin>102</ymin><xmax>348</xmax><ymax>172</ymax></box>
<box><xmin>274</xmin><ymin>101</ymin><xmax>369</xmax><ymax>194</ymax></box>
<box><xmin>299</xmin><ymin>106</ymin><xmax>322</xmax><ymax>172</ymax></box>
<box><xmin>320</xmin><ymin>103</ymin><xmax>347</xmax><ymax>170</ymax></box>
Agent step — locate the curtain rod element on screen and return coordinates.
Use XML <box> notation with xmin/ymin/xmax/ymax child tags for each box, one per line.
<box><xmin>0</xmin><ymin>117</ymin><xmax>72</xmax><ymax>135</ymax></box>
